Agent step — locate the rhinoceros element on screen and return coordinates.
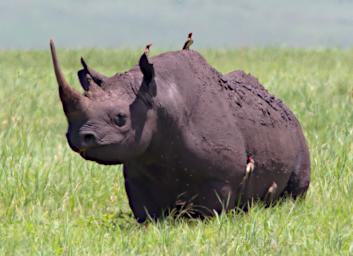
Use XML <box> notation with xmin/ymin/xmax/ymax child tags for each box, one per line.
<box><xmin>50</xmin><ymin>40</ymin><xmax>310</xmax><ymax>222</ymax></box>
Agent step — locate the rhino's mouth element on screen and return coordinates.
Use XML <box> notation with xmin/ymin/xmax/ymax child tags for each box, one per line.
<box><xmin>79</xmin><ymin>145</ymin><xmax>123</xmax><ymax>165</ymax></box>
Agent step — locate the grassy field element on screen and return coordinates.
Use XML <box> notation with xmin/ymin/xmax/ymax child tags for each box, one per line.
<box><xmin>0</xmin><ymin>47</ymin><xmax>352</xmax><ymax>255</ymax></box>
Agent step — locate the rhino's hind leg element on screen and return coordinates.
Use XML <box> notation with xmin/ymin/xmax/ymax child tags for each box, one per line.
<box><xmin>283</xmin><ymin>167</ymin><xmax>310</xmax><ymax>199</ymax></box>
<box><xmin>282</xmin><ymin>151</ymin><xmax>310</xmax><ymax>199</ymax></box>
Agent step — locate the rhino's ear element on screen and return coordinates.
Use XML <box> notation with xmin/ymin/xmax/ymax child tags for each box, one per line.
<box><xmin>78</xmin><ymin>57</ymin><xmax>107</xmax><ymax>91</ymax></box>
<box><xmin>139</xmin><ymin>53</ymin><xmax>154</xmax><ymax>83</ymax></box>
<box><xmin>77</xmin><ymin>69</ymin><xmax>92</xmax><ymax>91</ymax></box>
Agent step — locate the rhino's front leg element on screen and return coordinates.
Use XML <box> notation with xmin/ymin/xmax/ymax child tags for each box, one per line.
<box><xmin>123</xmin><ymin>163</ymin><xmax>174</xmax><ymax>222</ymax></box>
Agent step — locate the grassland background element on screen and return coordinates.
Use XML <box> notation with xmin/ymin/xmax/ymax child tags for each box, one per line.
<box><xmin>0</xmin><ymin>48</ymin><xmax>352</xmax><ymax>255</ymax></box>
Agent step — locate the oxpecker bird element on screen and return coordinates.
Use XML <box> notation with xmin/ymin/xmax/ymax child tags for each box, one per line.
<box><xmin>144</xmin><ymin>43</ymin><xmax>152</xmax><ymax>55</ymax></box>
<box><xmin>245</xmin><ymin>155</ymin><xmax>255</xmax><ymax>177</ymax></box>
<box><xmin>264</xmin><ymin>182</ymin><xmax>278</xmax><ymax>204</ymax></box>
<box><xmin>238</xmin><ymin>154</ymin><xmax>255</xmax><ymax>195</ymax></box>
<box><xmin>182</xmin><ymin>32</ymin><xmax>193</xmax><ymax>50</ymax></box>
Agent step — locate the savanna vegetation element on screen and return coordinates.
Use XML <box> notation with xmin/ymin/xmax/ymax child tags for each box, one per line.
<box><xmin>0</xmin><ymin>48</ymin><xmax>352</xmax><ymax>255</ymax></box>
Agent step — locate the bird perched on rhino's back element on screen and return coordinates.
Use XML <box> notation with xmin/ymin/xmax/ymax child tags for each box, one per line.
<box><xmin>50</xmin><ymin>39</ymin><xmax>310</xmax><ymax>223</ymax></box>
<box><xmin>182</xmin><ymin>32</ymin><xmax>193</xmax><ymax>50</ymax></box>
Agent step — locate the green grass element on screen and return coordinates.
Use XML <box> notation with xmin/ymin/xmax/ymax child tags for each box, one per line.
<box><xmin>0</xmin><ymin>47</ymin><xmax>352</xmax><ymax>255</ymax></box>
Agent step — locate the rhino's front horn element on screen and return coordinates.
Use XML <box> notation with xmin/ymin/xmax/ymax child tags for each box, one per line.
<box><xmin>50</xmin><ymin>39</ymin><xmax>87</xmax><ymax>116</ymax></box>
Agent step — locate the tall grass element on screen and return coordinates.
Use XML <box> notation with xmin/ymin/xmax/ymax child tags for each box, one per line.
<box><xmin>0</xmin><ymin>48</ymin><xmax>352</xmax><ymax>255</ymax></box>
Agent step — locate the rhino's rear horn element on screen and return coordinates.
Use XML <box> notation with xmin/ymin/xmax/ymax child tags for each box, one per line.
<box><xmin>50</xmin><ymin>39</ymin><xmax>87</xmax><ymax>116</ymax></box>
<box><xmin>78</xmin><ymin>57</ymin><xmax>108</xmax><ymax>91</ymax></box>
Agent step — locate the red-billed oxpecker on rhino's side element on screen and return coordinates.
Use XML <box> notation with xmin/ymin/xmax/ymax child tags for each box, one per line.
<box><xmin>49</xmin><ymin>39</ymin><xmax>310</xmax><ymax>222</ymax></box>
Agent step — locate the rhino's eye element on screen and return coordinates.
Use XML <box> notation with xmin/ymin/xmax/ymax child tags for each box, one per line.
<box><xmin>114</xmin><ymin>113</ymin><xmax>127</xmax><ymax>127</ymax></box>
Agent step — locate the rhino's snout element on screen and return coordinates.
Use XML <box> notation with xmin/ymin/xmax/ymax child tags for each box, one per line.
<box><xmin>66</xmin><ymin>130</ymin><xmax>99</xmax><ymax>153</ymax></box>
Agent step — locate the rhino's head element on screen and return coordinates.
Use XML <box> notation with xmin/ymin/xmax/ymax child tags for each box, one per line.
<box><xmin>50</xmin><ymin>40</ymin><xmax>157</xmax><ymax>165</ymax></box>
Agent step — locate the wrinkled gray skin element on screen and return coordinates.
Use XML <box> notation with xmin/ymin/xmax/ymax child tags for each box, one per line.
<box><xmin>50</xmin><ymin>40</ymin><xmax>310</xmax><ymax>222</ymax></box>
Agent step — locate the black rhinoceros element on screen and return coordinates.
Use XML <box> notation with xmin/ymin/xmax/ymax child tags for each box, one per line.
<box><xmin>50</xmin><ymin>40</ymin><xmax>310</xmax><ymax>222</ymax></box>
